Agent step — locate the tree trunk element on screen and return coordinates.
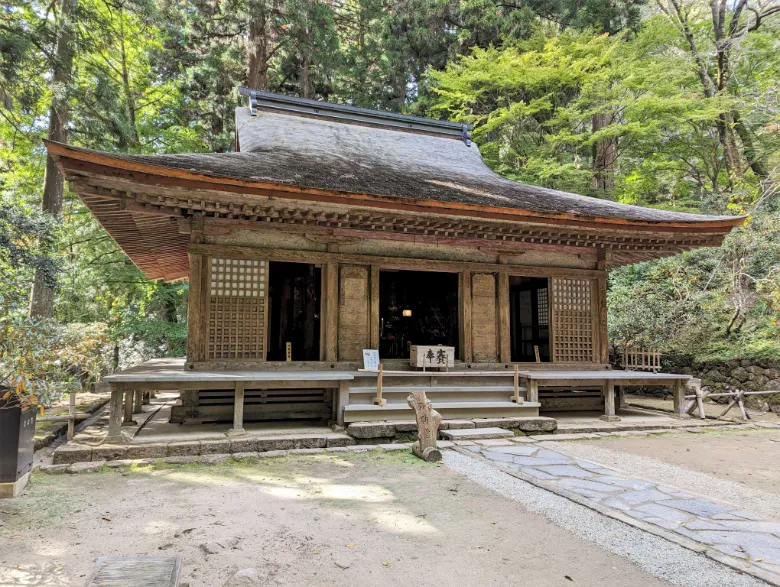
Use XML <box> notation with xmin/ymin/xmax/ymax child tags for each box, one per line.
<box><xmin>247</xmin><ymin>11</ymin><xmax>269</xmax><ymax>90</ymax></box>
<box><xmin>591</xmin><ymin>113</ymin><xmax>616</xmax><ymax>192</ymax></box>
<box><xmin>29</xmin><ymin>0</ymin><xmax>77</xmax><ymax>318</ymax></box>
<box><xmin>119</xmin><ymin>8</ymin><xmax>140</xmax><ymax>148</ymax></box>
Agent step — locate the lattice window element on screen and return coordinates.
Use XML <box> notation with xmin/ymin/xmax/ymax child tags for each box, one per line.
<box><xmin>537</xmin><ymin>287</ymin><xmax>549</xmax><ymax>326</ymax></box>
<box><xmin>208</xmin><ymin>258</ymin><xmax>267</xmax><ymax>360</ymax></box>
<box><xmin>552</xmin><ymin>278</ymin><xmax>594</xmax><ymax>362</ymax></box>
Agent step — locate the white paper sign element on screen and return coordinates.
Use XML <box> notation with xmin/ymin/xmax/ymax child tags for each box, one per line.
<box><xmin>362</xmin><ymin>349</ymin><xmax>379</xmax><ymax>371</ymax></box>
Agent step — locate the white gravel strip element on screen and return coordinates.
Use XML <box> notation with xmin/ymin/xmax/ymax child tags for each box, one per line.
<box><xmin>545</xmin><ymin>441</ymin><xmax>780</xmax><ymax>521</ymax></box>
<box><xmin>444</xmin><ymin>450</ymin><xmax>767</xmax><ymax>587</ymax></box>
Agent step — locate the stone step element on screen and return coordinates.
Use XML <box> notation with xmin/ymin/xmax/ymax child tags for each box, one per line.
<box><xmin>345</xmin><ymin>401</ymin><xmax>539</xmax><ymax>411</ymax></box>
<box><xmin>348</xmin><ymin>385</ymin><xmax>527</xmax><ymax>394</ymax></box>
<box><xmin>343</xmin><ymin>401</ymin><xmax>540</xmax><ymax>423</ymax></box>
<box><xmin>440</xmin><ymin>427</ymin><xmax>515</xmax><ymax>440</ymax></box>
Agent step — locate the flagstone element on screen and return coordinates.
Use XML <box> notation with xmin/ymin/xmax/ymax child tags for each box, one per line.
<box><xmin>660</xmin><ymin>499</ymin><xmax>732</xmax><ymax>517</ymax></box>
<box><xmin>534</xmin><ymin>464</ymin><xmax>594</xmax><ymax>478</ymax></box>
<box><xmin>633</xmin><ymin>503</ymin><xmax>693</xmax><ymax>524</ymax></box>
<box><xmin>616</xmin><ymin>488</ymin><xmax>673</xmax><ymax>505</ymax></box>
<box><xmin>489</xmin><ymin>445</ymin><xmax>539</xmax><ymax>456</ymax></box>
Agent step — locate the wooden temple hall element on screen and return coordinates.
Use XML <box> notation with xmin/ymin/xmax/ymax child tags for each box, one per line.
<box><xmin>46</xmin><ymin>88</ymin><xmax>743</xmax><ymax>442</ymax></box>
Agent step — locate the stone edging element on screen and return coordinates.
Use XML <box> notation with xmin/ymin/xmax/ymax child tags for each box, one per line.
<box><xmin>38</xmin><ymin>442</ymin><xmax>452</xmax><ymax>474</ymax></box>
<box><xmin>53</xmin><ymin>433</ymin><xmax>360</xmax><ymax>465</ymax></box>
<box><xmin>34</xmin><ymin>398</ymin><xmax>110</xmax><ymax>451</ymax></box>
<box><xmin>450</xmin><ymin>445</ymin><xmax>780</xmax><ymax>587</ymax></box>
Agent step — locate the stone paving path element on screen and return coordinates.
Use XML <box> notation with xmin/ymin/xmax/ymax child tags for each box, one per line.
<box><xmin>459</xmin><ymin>438</ymin><xmax>780</xmax><ymax>582</ymax></box>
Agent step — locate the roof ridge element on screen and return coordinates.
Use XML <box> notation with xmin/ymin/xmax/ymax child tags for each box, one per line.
<box><xmin>237</xmin><ymin>87</ymin><xmax>473</xmax><ymax>144</ymax></box>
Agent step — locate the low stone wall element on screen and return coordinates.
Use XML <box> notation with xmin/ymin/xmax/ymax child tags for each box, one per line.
<box><xmin>692</xmin><ymin>359</ymin><xmax>780</xmax><ymax>394</ymax></box>
<box><xmin>621</xmin><ymin>353</ymin><xmax>780</xmax><ymax>408</ymax></box>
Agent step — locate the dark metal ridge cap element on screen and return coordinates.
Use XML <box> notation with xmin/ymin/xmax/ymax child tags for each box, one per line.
<box><xmin>237</xmin><ymin>87</ymin><xmax>473</xmax><ymax>143</ymax></box>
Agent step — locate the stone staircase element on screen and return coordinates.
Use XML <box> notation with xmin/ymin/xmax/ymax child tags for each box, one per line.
<box><xmin>342</xmin><ymin>375</ymin><xmax>540</xmax><ymax>423</ymax></box>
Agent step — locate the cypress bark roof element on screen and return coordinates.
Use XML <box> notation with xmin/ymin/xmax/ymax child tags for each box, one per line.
<box><xmin>78</xmin><ymin>106</ymin><xmax>736</xmax><ymax>226</ymax></box>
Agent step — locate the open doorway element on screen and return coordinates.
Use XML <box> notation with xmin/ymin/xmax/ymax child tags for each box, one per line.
<box><xmin>267</xmin><ymin>262</ymin><xmax>321</xmax><ymax>361</ymax></box>
<box><xmin>510</xmin><ymin>276</ymin><xmax>550</xmax><ymax>362</ymax></box>
<box><xmin>379</xmin><ymin>270</ymin><xmax>459</xmax><ymax>359</ymax></box>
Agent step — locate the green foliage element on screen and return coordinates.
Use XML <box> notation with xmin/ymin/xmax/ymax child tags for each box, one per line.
<box><xmin>0</xmin><ymin>0</ymin><xmax>778</xmax><ymax>378</ymax></box>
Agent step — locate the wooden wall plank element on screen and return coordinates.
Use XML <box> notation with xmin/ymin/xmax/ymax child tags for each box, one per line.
<box><xmin>460</xmin><ymin>271</ymin><xmax>473</xmax><ymax>363</ymax></box>
<box><xmin>324</xmin><ymin>262</ymin><xmax>339</xmax><ymax>361</ymax></box>
<box><xmin>471</xmin><ymin>273</ymin><xmax>498</xmax><ymax>362</ymax></box>
<box><xmin>498</xmin><ymin>272</ymin><xmax>511</xmax><ymax>363</ymax></box>
<box><xmin>370</xmin><ymin>265</ymin><xmax>380</xmax><ymax>350</ymax></box>
<box><xmin>338</xmin><ymin>265</ymin><xmax>370</xmax><ymax>361</ymax></box>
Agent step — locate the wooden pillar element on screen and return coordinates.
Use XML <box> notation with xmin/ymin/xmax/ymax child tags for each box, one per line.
<box><xmin>672</xmin><ymin>379</ymin><xmax>689</xmax><ymax>418</ymax></box>
<box><xmin>369</xmin><ymin>265</ymin><xmax>380</xmax><ymax>350</ymax></box>
<box><xmin>498</xmin><ymin>272</ymin><xmax>511</xmax><ymax>364</ymax></box>
<box><xmin>336</xmin><ymin>381</ymin><xmax>350</xmax><ymax>426</ymax></box>
<box><xmin>596</xmin><ymin>250</ymin><xmax>611</xmax><ymax>365</ymax></box>
<box><xmin>186</xmin><ymin>251</ymin><xmax>206</xmax><ymax>365</ymax></box>
<box><xmin>600</xmin><ymin>380</ymin><xmax>620</xmax><ymax>422</ymax></box>
<box><xmin>228</xmin><ymin>382</ymin><xmax>246</xmax><ymax>436</ymax></box>
<box><xmin>122</xmin><ymin>389</ymin><xmax>136</xmax><ymax>426</ymax></box>
<box><xmin>142</xmin><ymin>391</ymin><xmax>151</xmax><ymax>405</ymax></box>
<box><xmin>460</xmin><ymin>270</ymin><xmax>473</xmax><ymax>363</ymax></box>
<box><xmin>527</xmin><ymin>379</ymin><xmax>539</xmax><ymax>403</ymax></box>
<box><xmin>324</xmin><ymin>262</ymin><xmax>339</xmax><ymax>362</ymax></box>
<box><xmin>133</xmin><ymin>390</ymin><xmax>143</xmax><ymax>414</ymax></box>
<box><xmin>105</xmin><ymin>386</ymin><xmax>125</xmax><ymax>444</ymax></box>
<box><xmin>616</xmin><ymin>385</ymin><xmax>626</xmax><ymax>410</ymax></box>
<box><xmin>67</xmin><ymin>389</ymin><xmax>76</xmax><ymax>441</ymax></box>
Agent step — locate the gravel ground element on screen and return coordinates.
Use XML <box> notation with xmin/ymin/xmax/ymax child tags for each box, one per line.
<box><xmin>545</xmin><ymin>439</ymin><xmax>780</xmax><ymax>521</ymax></box>
<box><xmin>444</xmin><ymin>451</ymin><xmax>767</xmax><ymax>587</ymax></box>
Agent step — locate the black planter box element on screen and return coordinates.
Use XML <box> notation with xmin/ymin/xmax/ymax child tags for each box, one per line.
<box><xmin>0</xmin><ymin>403</ymin><xmax>37</xmax><ymax>484</ymax></box>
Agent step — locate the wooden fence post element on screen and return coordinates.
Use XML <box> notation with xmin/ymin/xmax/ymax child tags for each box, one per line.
<box><xmin>373</xmin><ymin>364</ymin><xmax>386</xmax><ymax>406</ymax></box>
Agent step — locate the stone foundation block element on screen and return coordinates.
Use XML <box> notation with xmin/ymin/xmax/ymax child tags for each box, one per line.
<box><xmin>68</xmin><ymin>461</ymin><xmax>106</xmax><ymax>474</ymax></box>
<box><xmin>230</xmin><ymin>438</ymin><xmax>258</xmax><ymax>453</ymax></box>
<box><xmin>325</xmin><ymin>435</ymin><xmax>355</xmax><ymax>447</ymax></box>
<box><xmin>201</xmin><ymin>440</ymin><xmax>231</xmax><ymax>454</ymax></box>
<box><xmin>393</xmin><ymin>421</ymin><xmax>419</xmax><ymax>432</ymax></box>
<box><xmin>231</xmin><ymin>452</ymin><xmax>260</xmax><ymax>460</ymax></box>
<box><xmin>355</xmin><ymin>436</ymin><xmax>393</xmax><ymax>445</ymax></box>
<box><xmin>257</xmin><ymin>450</ymin><xmax>290</xmax><ymax>458</ymax></box>
<box><xmin>167</xmin><ymin>441</ymin><xmax>202</xmax><ymax>456</ymax></box>
<box><xmin>200</xmin><ymin>454</ymin><xmax>230</xmax><ymax>465</ymax></box>
<box><xmin>126</xmin><ymin>444</ymin><xmax>167</xmax><ymax>460</ymax></box>
<box><xmin>106</xmin><ymin>459</ymin><xmax>134</xmax><ymax>468</ymax></box>
<box><xmin>439</xmin><ymin>419</ymin><xmax>476</xmax><ymax>430</ymax></box>
<box><xmin>378</xmin><ymin>443</ymin><xmax>411</xmax><ymax>451</ymax></box>
<box><xmin>347</xmin><ymin>444</ymin><xmax>378</xmax><ymax>452</ymax></box>
<box><xmin>39</xmin><ymin>464</ymin><xmax>70</xmax><ymax>475</ymax></box>
<box><xmin>347</xmin><ymin>422</ymin><xmax>396</xmax><ymax>439</ymax></box>
<box><xmin>52</xmin><ymin>444</ymin><xmax>93</xmax><ymax>465</ymax></box>
<box><xmin>473</xmin><ymin>418</ymin><xmax>512</xmax><ymax>429</ymax></box>
<box><xmin>512</xmin><ymin>417</ymin><xmax>558</xmax><ymax>434</ymax></box>
<box><xmin>164</xmin><ymin>456</ymin><xmax>198</xmax><ymax>464</ymax></box>
<box><xmin>92</xmin><ymin>445</ymin><xmax>128</xmax><ymax>462</ymax></box>
<box><xmin>289</xmin><ymin>448</ymin><xmax>325</xmax><ymax>455</ymax></box>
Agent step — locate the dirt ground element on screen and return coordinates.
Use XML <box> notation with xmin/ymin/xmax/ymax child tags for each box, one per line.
<box><xmin>0</xmin><ymin>452</ymin><xmax>668</xmax><ymax>587</ymax></box>
<box><xmin>587</xmin><ymin>427</ymin><xmax>780</xmax><ymax>495</ymax></box>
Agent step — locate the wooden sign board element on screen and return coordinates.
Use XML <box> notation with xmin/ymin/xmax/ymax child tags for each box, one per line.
<box><xmin>362</xmin><ymin>349</ymin><xmax>380</xmax><ymax>371</ymax></box>
<box><xmin>285</xmin><ymin>342</ymin><xmax>292</xmax><ymax>362</ymax></box>
<box><xmin>410</xmin><ymin>345</ymin><xmax>455</xmax><ymax>370</ymax></box>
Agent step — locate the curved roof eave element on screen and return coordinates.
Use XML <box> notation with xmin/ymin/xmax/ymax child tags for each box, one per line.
<box><xmin>45</xmin><ymin>140</ymin><xmax>746</xmax><ymax>235</ymax></box>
